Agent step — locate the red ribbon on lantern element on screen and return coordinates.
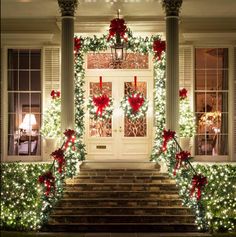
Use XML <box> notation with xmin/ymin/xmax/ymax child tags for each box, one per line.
<box><xmin>162</xmin><ymin>129</ymin><xmax>176</xmax><ymax>152</ymax></box>
<box><xmin>190</xmin><ymin>174</ymin><xmax>207</xmax><ymax>201</ymax></box>
<box><xmin>38</xmin><ymin>171</ymin><xmax>55</xmax><ymax>196</ymax></box>
<box><xmin>93</xmin><ymin>94</ymin><xmax>110</xmax><ymax>116</ymax></box>
<box><xmin>153</xmin><ymin>39</ymin><xmax>166</xmax><ymax>60</ymax></box>
<box><xmin>107</xmin><ymin>18</ymin><xmax>127</xmax><ymax>42</ymax></box>
<box><xmin>174</xmin><ymin>151</ymin><xmax>191</xmax><ymax>175</ymax></box>
<box><xmin>51</xmin><ymin>148</ymin><xmax>65</xmax><ymax>173</ymax></box>
<box><xmin>99</xmin><ymin>76</ymin><xmax>103</xmax><ymax>91</ymax></box>
<box><xmin>179</xmin><ymin>88</ymin><xmax>188</xmax><ymax>100</ymax></box>
<box><xmin>128</xmin><ymin>93</ymin><xmax>144</xmax><ymax>113</ymax></box>
<box><xmin>50</xmin><ymin>90</ymin><xmax>60</xmax><ymax>99</ymax></box>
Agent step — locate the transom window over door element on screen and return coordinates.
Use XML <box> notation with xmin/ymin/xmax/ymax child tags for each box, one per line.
<box><xmin>7</xmin><ymin>49</ymin><xmax>41</xmax><ymax>156</ymax></box>
<box><xmin>195</xmin><ymin>48</ymin><xmax>228</xmax><ymax>156</ymax></box>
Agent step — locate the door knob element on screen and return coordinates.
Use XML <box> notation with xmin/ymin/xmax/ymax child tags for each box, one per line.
<box><xmin>119</xmin><ymin>126</ymin><xmax>122</xmax><ymax>132</ymax></box>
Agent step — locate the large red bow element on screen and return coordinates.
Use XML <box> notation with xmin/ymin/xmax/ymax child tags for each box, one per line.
<box><xmin>128</xmin><ymin>94</ymin><xmax>144</xmax><ymax>113</ymax></box>
<box><xmin>38</xmin><ymin>171</ymin><xmax>55</xmax><ymax>196</ymax></box>
<box><xmin>153</xmin><ymin>39</ymin><xmax>166</xmax><ymax>60</ymax></box>
<box><xmin>174</xmin><ymin>151</ymin><xmax>191</xmax><ymax>175</ymax></box>
<box><xmin>108</xmin><ymin>18</ymin><xmax>127</xmax><ymax>41</ymax></box>
<box><xmin>51</xmin><ymin>148</ymin><xmax>65</xmax><ymax>173</ymax></box>
<box><xmin>162</xmin><ymin>129</ymin><xmax>176</xmax><ymax>152</ymax></box>
<box><xmin>190</xmin><ymin>174</ymin><xmax>207</xmax><ymax>201</ymax></box>
<box><xmin>74</xmin><ymin>37</ymin><xmax>81</xmax><ymax>55</ymax></box>
<box><xmin>93</xmin><ymin>94</ymin><xmax>110</xmax><ymax>116</ymax></box>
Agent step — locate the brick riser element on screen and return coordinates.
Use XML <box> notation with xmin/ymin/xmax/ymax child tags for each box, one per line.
<box><xmin>44</xmin><ymin>168</ymin><xmax>197</xmax><ymax>233</ymax></box>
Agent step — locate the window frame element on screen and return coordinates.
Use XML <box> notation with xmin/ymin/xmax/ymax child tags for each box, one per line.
<box><xmin>1</xmin><ymin>46</ymin><xmax>43</xmax><ymax>162</ymax></box>
<box><xmin>193</xmin><ymin>45</ymin><xmax>234</xmax><ymax>162</ymax></box>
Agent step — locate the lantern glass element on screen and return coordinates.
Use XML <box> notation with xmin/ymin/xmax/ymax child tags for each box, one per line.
<box><xmin>111</xmin><ymin>43</ymin><xmax>126</xmax><ymax>63</ymax></box>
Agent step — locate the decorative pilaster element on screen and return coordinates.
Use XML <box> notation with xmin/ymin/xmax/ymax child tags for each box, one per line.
<box><xmin>162</xmin><ymin>0</ymin><xmax>182</xmax><ymax>133</ymax></box>
<box><xmin>58</xmin><ymin>0</ymin><xmax>78</xmax><ymax>131</ymax></box>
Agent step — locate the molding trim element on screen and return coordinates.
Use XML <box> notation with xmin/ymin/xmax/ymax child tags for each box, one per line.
<box><xmin>58</xmin><ymin>0</ymin><xmax>78</xmax><ymax>17</ymax></box>
<box><xmin>162</xmin><ymin>0</ymin><xmax>183</xmax><ymax>16</ymax></box>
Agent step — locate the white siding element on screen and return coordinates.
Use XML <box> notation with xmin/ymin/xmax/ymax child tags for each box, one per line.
<box><xmin>234</xmin><ymin>47</ymin><xmax>236</xmax><ymax>157</ymax></box>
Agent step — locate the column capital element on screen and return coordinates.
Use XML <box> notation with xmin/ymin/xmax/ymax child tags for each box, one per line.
<box><xmin>58</xmin><ymin>0</ymin><xmax>78</xmax><ymax>17</ymax></box>
<box><xmin>162</xmin><ymin>0</ymin><xmax>183</xmax><ymax>16</ymax></box>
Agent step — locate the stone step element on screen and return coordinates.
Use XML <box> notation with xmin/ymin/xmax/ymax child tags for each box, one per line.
<box><xmin>62</xmin><ymin>191</ymin><xmax>179</xmax><ymax>199</ymax></box>
<box><xmin>65</xmin><ymin>183</ymin><xmax>178</xmax><ymax>192</ymax></box>
<box><xmin>52</xmin><ymin>206</ymin><xmax>192</xmax><ymax>215</ymax></box>
<box><xmin>57</xmin><ymin>198</ymin><xmax>183</xmax><ymax>207</ymax></box>
<box><xmin>67</xmin><ymin>176</ymin><xmax>175</xmax><ymax>184</ymax></box>
<box><xmin>77</xmin><ymin>170</ymin><xmax>163</xmax><ymax>176</ymax></box>
<box><xmin>48</xmin><ymin>214</ymin><xmax>195</xmax><ymax>224</ymax></box>
<box><xmin>44</xmin><ymin>223</ymin><xmax>197</xmax><ymax>232</ymax></box>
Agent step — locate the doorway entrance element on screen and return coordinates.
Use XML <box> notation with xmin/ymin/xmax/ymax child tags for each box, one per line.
<box><xmin>85</xmin><ymin>65</ymin><xmax>153</xmax><ymax>161</ymax></box>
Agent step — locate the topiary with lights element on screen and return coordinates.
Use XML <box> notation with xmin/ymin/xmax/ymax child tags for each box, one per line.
<box><xmin>179</xmin><ymin>88</ymin><xmax>196</xmax><ymax>138</ymax></box>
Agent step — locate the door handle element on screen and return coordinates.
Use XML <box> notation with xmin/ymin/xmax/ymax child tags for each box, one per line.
<box><xmin>119</xmin><ymin>126</ymin><xmax>122</xmax><ymax>132</ymax></box>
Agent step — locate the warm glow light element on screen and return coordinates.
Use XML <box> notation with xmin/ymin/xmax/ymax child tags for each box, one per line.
<box><xmin>20</xmin><ymin>113</ymin><xmax>37</xmax><ymax>131</ymax></box>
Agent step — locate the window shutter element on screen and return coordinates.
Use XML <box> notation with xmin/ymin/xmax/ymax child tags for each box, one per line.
<box><xmin>179</xmin><ymin>46</ymin><xmax>193</xmax><ymax>97</ymax></box>
<box><xmin>43</xmin><ymin>47</ymin><xmax>60</xmax><ymax>110</ymax></box>
<box><xmin>234</xmin><ymin>47</ymin><xmax>236</xmax><ymax>157</ymax></box>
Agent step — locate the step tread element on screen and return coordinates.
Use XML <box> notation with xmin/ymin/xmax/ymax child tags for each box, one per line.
<box><xmin>54</xmin><ymin>206</ymin><xmax>188</xmax><ymax>209</ymax></box>
<box><xmin>50</xmin><ymin>214</ymin><xmax>194</xmax><ymax>217</ymax></box>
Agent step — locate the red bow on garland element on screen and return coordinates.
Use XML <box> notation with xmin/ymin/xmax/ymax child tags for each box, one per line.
<box><xmin>38</xmin><ymin>171</ymin><xmax>55</xmax><ymax>196</ymax></box>
<box><xmin>74</xmin><ymin>37</ymin><xmax>81</xmax><ymax>55</ymax></box>
<box><xmin>162</xmin><ymin>129</ymin><xmax>176</xmax><ymax>152</ymax></box>
<box><xmin>179</xmin><ymin>88</ymin><xmax>188</xmax><ymax>100</ymax></box>
<box><xmin>174</xmin><ymin>151</ymin><xmax>191</xmax><ymax>175</ymax></box>
<box><xmin>153</xmin><ymin>39</ymin><xmax>166</xmax><ymax>60</ymax></box>
<box><xmin>107</xmin><ymin>18</ymin><xmax>127</xmax><ymax>42</ymax></box>
<box><xmin>128</xmin><ymin>94</ymin><xmax>144</xmax><ymax>113</ymax></box>
<box><xmin>63</xmin><ymin>129</ymin><xmax>76</xmax><ymax>150</ymax></box>
<box><xmin>51</xmin><ymin>90</ymin><xmax>60</xmax><ymax>99</ymax></box>
<box><xmin>190</xmin><ymin>174</ymin><xmax>207</xmax><ymax>201</ymax></box>
<box><xmin>51</xmin><ymin>148</ymin><xmax>65</xmax><ymax>173</ymax></box>
<box><xmin>93</xmin><ymin>94</ymin><xmax>110</xmax><ymax>117</ymax></box>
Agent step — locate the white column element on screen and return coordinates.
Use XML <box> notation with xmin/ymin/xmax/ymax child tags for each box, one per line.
<box><xmin>162</xmin><ymin>0</ymin><xmax>182</xmax><ymax>133</ymax></box>
<box><xmin>58</xmin><ymin>0</ymin><xmax>78</xmax><ymax>131</ymax></box>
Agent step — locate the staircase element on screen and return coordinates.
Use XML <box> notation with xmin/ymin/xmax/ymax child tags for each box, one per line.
<box><xmin>45</xmin><ymin>161</ymin><xmax>198</xmax><ymax>233</ymax></box>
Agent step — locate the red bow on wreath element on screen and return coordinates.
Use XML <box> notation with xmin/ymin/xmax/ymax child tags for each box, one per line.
<box><xmin>179</xmin><ymin>88</ymin><xmax>188</xmax><ymax>100</ymax></box>
<box><xmin>38</xmin><ymin>171</ymin><xmax>55</xmax><ymax>196</ymax></box>
<box><xmin>51</xmin><ymin>90</ymin><xmax>60</xmax><ymax>99</ymax></box>
<box><xmin>162</xmin><ymin>129</ymin><xmax>176</xmax><ymax>151</ymax></box>
<box><xmin>174</xmin><ymin>151</ymin><xmax>191</xmax><ymax>175</ymax></box>
<box><xmin>74</xmin><ymin>37</ymin><xmax>81</xmax><ymax>55</ymax></box>
<box><xmin>51</xmin><ymin>148</ymin><xmax>65</xmax><ymax>173</ymax></box>
<box><xmin>107</xmin><ymin>18</ymin><xmax>127</xmax><ymax>42</ymax></box>
<box><xmin>190</xmin><ymin>174</ymin><xmax>207</xmax><ymax>201</ymax></box>
<box><xmin>128</xmin><ymin>94</ymin><xmax>144</xmax><ymax>113</ymax></box>
<box><xmin>93</xmin><ymin>94</ymin><xmax>110</xmax><ymax>116</ymax></box>
<box><xmin>153</xmin><ymin>39</ymin><xmax>166</xmax><ymax>60</ymax></box>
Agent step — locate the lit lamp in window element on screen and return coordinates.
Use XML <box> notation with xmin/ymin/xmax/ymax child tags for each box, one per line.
<box><xmin>19</xmin><ymin>113</ymin><xmax>37</xmax><ymax>135</ymax></box>
<box><xmin>109</xmin><ymin>9</ymin><xmax>127</xmax><ymax>68</ymax></box>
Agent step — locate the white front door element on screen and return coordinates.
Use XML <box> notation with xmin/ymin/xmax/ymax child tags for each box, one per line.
<box><xmin>85</xmin><ymin>71</ymin><xmax>153</xmax><ymax>161</ymax></box>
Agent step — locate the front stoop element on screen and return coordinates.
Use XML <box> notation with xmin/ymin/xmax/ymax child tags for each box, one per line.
<box><xmin>43</xmin><ymin>161</ymin><xmax>201</xmax><ymax>233</ymax></box>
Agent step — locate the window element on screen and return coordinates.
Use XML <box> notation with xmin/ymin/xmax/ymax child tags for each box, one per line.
<box><xmin>195</xmin><ymin>48</ymin><xmax>228</xmax><ymax>156</ymax></box>
<box><xmin>8</xmin><ymin>49</ymin><xmax>41</xmax><ymax>156</ymax></box>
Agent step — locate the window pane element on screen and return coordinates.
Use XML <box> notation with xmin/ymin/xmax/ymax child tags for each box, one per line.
<box><xmin>19</xmin><ymin>50</ymin><xmax>29</xmax><ymax>69</ymax></box>
<box><xmin>8</xmin><ymin>135</ymin><xmax>17</xmax><ymax>155</ymax></box>
<box><xmin>218</xmin><ymin>48</ymin><xmax>228</xmax><ymax>68</ymax></box>
<box><xmin>8</xmin><ymin>93</ymin><xmax>18</xmax><ymax>113</ymax></box>
<box><xmin>218</xmin><ymin>69</ymin><xmax>228</xmax><ymax>90</ymax></box>
<box><xmin>30</xmin><ymin>71</ymin><xmax>41</xmax><ymax>91</ymax></box>
<box><xmin>20</xmin><ymin>93</ymin><xmax>30</xmax><ymax>112</ymax></box>
<box><xmin>206</xmin><ymin>92</ymin><xmax>217</xmax><ymax>111</ymax></box>
<box><xmin>8</xmin><ymin>114</ymin><xmax>17</xmax><ymax>134</ymax></box>
<box><xmin>30</xmin><ymin>50</ymin><xmax>41</xmax><ymax>69</ymax></box>
<box><xmin>8</xmin><ymin>49</ymin><xmax>18</xmax><ymax>69</ymax></box>
<box><xmin>8</xmin><ymin>70</ymin><xmax>18</xmax><ymax>91</ymax></box>
<box><xmin>31</xmin><ymin>93</ymin><xmax>41</xmax><ymax>113</ymax></box>
<box><xmin>195</xmin><ymin>49</ymin><xmax>206</xmax><ymax>69</ymax></box>
<box><xmin>218</xmin><ymin>92</ymin><xmax>228</xmax><ymax>112</ymax></box>
<box><xmin>206</xmin><ymin>70</ymin><xmax>217</xmax><ymax>90</ymax></box>
<box><xmin>195</xmin><ymin>92</ymin><xmax>205</xmax><ymax>112</ymax></box>
<box><xmin>205</xmin><ymin>49</ymin><xmax>218</xmax><ymax>69</ymax></box>
<box><xmin>19</xmin><ymin>71</ymin><xmax>29</xmax><ymax>91</ymax></box>
<box><xmin>195</xmin><ymin>70</ymin><xmax>205</xmax><ymax>90</ymax></box>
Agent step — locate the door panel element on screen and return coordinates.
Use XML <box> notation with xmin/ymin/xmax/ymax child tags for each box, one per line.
<box><xmin>85</xmin><ymin>75</ymin><xmax>152</xmax><ymax>161</ymax></box>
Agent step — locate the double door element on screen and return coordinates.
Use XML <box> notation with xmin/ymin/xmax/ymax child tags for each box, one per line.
<box><xmin>85</xmin><ymin>72</ymin><xmax>153</xmax><ymax>161</ymax></box>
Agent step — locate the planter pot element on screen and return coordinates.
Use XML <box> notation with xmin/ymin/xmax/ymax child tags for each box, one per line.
<box><xmin>43</xmin><ymin>138</ymin><xmax>57</xmax><ymax>160</ymax></box>
<box><xmin>179</xmin><ymin>137</ymin><xmax>191</xmax><ymax>151</ymax></box>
